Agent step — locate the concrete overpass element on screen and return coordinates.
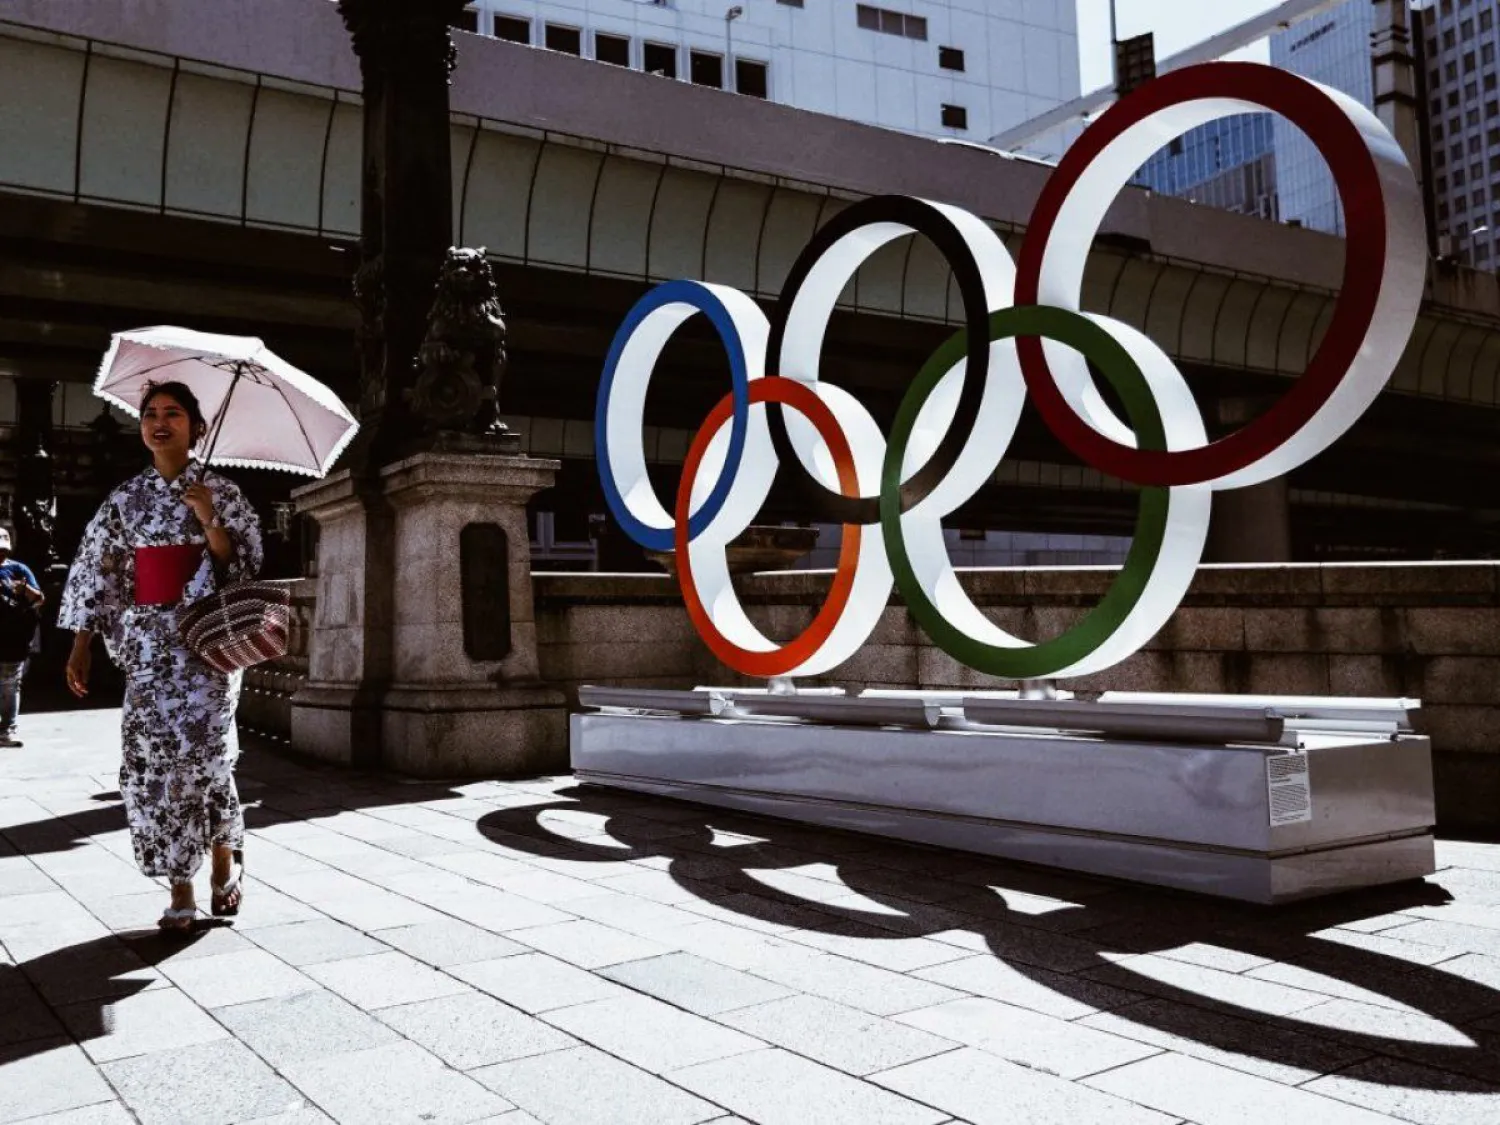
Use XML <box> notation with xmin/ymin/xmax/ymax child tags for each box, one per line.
<box><xmin>1</xmin><ymin>0</ymin><xmax>1499</xmax><ymax>564</ymax></box>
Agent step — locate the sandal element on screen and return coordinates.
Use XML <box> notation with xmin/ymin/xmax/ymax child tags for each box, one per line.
<box><xmin>211</xmin><ymin>849</ymin><xmax>244</xmax><ymax>917</ymax></box>
<box><xmin>158</xmin><ymin>906</ymin><xmax>196</xmax><ymax>932</ymax></box>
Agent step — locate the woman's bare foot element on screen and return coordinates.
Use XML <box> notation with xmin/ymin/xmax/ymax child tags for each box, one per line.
<box><xmin>159</xmin><ymin>881</ymin><xmax>196</xmax><ymax>931</ymax></box>
<box><xmin>210</xmin><ymin>844</ymin><xmax>243</xmax><ymax>917</ymax></box>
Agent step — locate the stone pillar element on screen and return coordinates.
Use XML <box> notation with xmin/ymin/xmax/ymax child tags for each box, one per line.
<box><xmin>291</xmin><ymin>454</ymin><xmax>565</xmax><ymax>776</ymax></box>
<box><xmin>288</xmin><ymin>472</ymin><xmax>394</xmax><ymax>768</ymax></box>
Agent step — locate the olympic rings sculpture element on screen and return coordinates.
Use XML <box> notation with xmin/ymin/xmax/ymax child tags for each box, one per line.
<box><xmin>596</xmin><ymin>63</ymin><xmax>1427</xmax><ymax>682</ymax></box>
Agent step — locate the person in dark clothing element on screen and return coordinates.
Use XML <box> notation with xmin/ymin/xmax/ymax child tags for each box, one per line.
<box><xmin>0</xmin><ymin>526</ymin><xmax>45</xmax><ymax>747</ymax></box>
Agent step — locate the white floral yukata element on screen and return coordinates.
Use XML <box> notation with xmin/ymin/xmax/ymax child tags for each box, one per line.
<box><xmin>59</xmin><ymin>466</ymin><xmax>263</xmax><ymax>882</ymax></box>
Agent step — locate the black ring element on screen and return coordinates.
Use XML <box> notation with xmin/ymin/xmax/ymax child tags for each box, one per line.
<box><xmin>766</xmin><ymin>195</ymin><xmax>996</xmax><ymax>525</ymax></box>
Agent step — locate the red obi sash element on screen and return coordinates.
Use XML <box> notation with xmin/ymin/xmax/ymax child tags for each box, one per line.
<box><xmin>134</xmin><ymin>545</ymin><xmax>203</xmax><ymax>606</ymax></box>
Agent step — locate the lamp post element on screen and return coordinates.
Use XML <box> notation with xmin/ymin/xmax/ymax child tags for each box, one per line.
<box><xmin>725</xmin><ymin>5</ymin><xmax>744</xmax><ymax>91</ymax></box>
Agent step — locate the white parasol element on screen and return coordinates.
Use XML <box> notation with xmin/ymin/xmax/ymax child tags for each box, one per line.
<box><xmin>92</xmin><ymin>326</ymin><xmax>358</xmax><ymax>478</ymax></box>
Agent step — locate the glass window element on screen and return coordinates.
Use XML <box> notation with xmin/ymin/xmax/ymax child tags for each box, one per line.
<box><xmin>1488</xmin><ymin>75</ymin><xmax>1499</xmax><ymax>92</ymax></box>
<box><xmin>939</xmin><ymin>46</ymin><xmax>965</xmax><ymax>72</ymax></box>
<box><xmin>494</xmin><ymin>15</ymin><xmax>529</xmax><ymax>43</ymax></box>
<box><xmin>736</xmin><ymin>59</ymin><xmax>769</xmax><ymax>99</ymax></box>
<box><xmin>776</xmin><ymin>0</ymin><xmax>804</xmax><ymax>6</ymax></box>
<box><xmin>858</xmin><ymin>5</ymin><xmax>925</xmax><ymax>40</ymax></box>
<box><xmin>1455</xmin><ymin>167</ymin><xmax>1467</xmax><ymax>185</ymax></box>
<box><xmin>595</xmin><ymin>33</ymin><xmax>630</xmax><ymax>67</ymax></box>
<box><xmin>1488</xmin><ymin>43</ymin><xmax>1498</xmax><ymax>65</ymax></box>
<box><xmin>941</xmin><ymin>104</ymin><xmax>968</xmax><ymax>130</ymax></box>
<box><xmin>644</xmin><ymin>42</ymin><xmax>677</xmax><ymax>78</ymax></box>
<box><xmin>1472</xmin><ymin>136</ymin><xmax>1484</xmax><ymax>154</ymax></box>
<box><xmin>545</xmin><ymin>25</ymin><xmax>582</xmax><ymax>55</ymax></box>
<box><xmin>1445</xmin><ymin>29</ymin><xmax>1458</xmax><ymax>49</ymax></box>
<box><xmin>1450</xmin><ymin>91</ymin><xmax>1462</xmax><ymax>107</ymax></box>
<box><xmin>452</xmin><ymin>7</ymin><xmax>479</xmax><ymax>32</ymax></box>
<box><xmin>1484</xmin><ymin>9</ymin><xmax>1495</xmax><ymax>30</ymax></box>
<box><xmin>1470</xmin><ymin>108</ymin><xmax>1483</xmax><ymax>127</ymax></box>
<box><xmin>1438</xmin><ymin>176</ymin><xmax>1449</xmax><ymax>192</ymax></box>
<box><xmin>1462</xmin><ymin>20</ymin><xmax>1475</xmax><ymax>39</ymax></box>
<box><xmin>1448</xmin><ymin>61</ymin><xmax>1460</xmax><ymax>80</ymax></box>
<box><xmin>1435</xmin><ymin>122</ymin><xmax>1446</xmax><ymax>141</ymax></box>
<box><xmin>689</xmin><ymin>51</ymin><xmax>723</xmax><ymax>88</ymax></box>
<box><xmin>1467</xmin><ymin>80</ymin><xmax>1479</xmax><ymax>99</ymax></box>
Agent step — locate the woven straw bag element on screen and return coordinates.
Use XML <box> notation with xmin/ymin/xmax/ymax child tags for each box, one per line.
<box><xmin>178</xmin><ymin>581</ymin><xmax>292</xmax><ymax>674</ymax></box>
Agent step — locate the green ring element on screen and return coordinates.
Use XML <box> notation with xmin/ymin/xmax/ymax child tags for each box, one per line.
<box><xmin>879</xmin><ymin>305</ymin><xmax>1171</xmax><ymax>680</ymax></box>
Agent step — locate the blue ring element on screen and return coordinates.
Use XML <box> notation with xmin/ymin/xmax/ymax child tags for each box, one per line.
<box><xmin>595</xmin><ymin>280</ymin><xmax>754</xmax><ymax>552</ymax></box>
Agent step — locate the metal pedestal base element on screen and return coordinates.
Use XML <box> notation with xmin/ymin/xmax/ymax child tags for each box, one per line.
<box><xmin>570</xmin><ymin>708</ymin><xmax>1436</xmax><ymax>904</ymax></box>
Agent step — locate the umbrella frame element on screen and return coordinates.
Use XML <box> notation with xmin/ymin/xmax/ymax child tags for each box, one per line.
<box><xmin>93</xmin><ymin>338</ymin><xmax>358</xmax><ymax>478</ymax></box>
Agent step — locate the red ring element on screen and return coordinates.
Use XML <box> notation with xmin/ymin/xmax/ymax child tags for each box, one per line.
<box><xmin>676</xmin><ymin>377</ymin><xmax>862</xmax><ymax>678</ymax></box>
<box><xmin>1016</xmin><ymin>62</ymin><xmax>1387</xmax><ymax>487</ymax></box>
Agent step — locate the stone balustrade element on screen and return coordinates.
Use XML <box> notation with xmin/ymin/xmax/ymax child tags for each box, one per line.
<box><xmin>243</xmin><ymin>562</ymin><xmax>1500</xmax><ymax>830</ymax></box>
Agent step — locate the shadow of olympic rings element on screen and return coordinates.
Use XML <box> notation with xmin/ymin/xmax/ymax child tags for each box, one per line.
<box><xmin>478</xmin><ymin>788</ymin><xmax>1500</xmax><ymax>1092</ymax></box>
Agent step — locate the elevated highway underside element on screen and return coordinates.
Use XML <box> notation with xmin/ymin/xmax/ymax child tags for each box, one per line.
<box><xmin>4</xmin><ymin>188</ymin><xmax>1498</xmax><ymax>565</ymax></box>
<box><xmin>2</xmin><ymin>0</ymin><xmax>1500</xmax><ymax>566</ymax></box>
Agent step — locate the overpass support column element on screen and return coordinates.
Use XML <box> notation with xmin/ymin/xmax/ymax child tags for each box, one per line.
<box><xmin>14</xmin><ymin>378</ymin><xmax>59</xmax><ymax>574</ymax></box>
<box><xmin>1206</xmin><ymin>479</ymin><xmax>1293</xmax><ymax>564</ymax></box>
<box><xmin>1204</xmin><ymin>395</ymin><xmax>1293</xmax><ymax>564</ymax></box>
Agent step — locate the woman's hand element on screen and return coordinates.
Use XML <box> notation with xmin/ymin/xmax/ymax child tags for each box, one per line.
<box><xmin>184</xmin><ymin>483</ymin><xmax>217</xmax><ymax>527</ymax></box>
<box><xmin>65</xmin><ymin>636</ymin><xmax>91</xmax><ymax>699</ymax></box>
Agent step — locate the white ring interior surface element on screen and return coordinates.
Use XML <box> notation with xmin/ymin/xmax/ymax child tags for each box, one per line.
<box><xmin>605</xmin><ymin>282</ymin><xmax>769</xmax><ymax>533</ymax></box>
<box><xmin>1032</xmin><ymin>81</ymin><xmax>1425</xmax><ymax>491</ymax></box>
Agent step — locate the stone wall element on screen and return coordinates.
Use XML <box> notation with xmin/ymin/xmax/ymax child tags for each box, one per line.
<box><xmin>245</xmin><ymin>563</ymin><xmax>1500</xmax><ymax>831</ymax></box>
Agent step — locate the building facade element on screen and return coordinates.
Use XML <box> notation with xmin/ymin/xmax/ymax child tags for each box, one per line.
<box><xmin>1135</xmin><ymin>114</ymin><xmax>1279</xmax><ymax>220</ymax></box>
<box><xmin>454</xmin><ymin>0</ymin><xmax>1081</xmax><ymax>142</ymax></box>
<box><xmin>1269</xmin><ymin>0</ymin><xmax>1376</xmax><ymax>235</ymax></box>
<box><xmin>1421</xmin><ymin>0</ymin><xmax>1500</xmax><ymax>268</ymax></box>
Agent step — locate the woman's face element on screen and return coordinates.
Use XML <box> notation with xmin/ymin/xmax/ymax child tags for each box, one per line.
<box><xmin>141</xmin><ymin>393</ymin><xmax>198</xmax><ymax>459</ymax></box>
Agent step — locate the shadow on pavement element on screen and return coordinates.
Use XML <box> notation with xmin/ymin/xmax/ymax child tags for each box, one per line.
<box><xmin>478</xmin><ymin>785</ymin><xmax>1500</xmax><ymax>1093</ymax></box>
<box><xmin>0</xmin><ymin>926</ymin><xmax>227</xmax><ymax>1066</ymax></box>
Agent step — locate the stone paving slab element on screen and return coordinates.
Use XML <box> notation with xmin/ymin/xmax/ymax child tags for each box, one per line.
<box><xmin>4</xmin><ymin>711</ymin><xmax>1500</xmax><ymax>1123</ymax></box>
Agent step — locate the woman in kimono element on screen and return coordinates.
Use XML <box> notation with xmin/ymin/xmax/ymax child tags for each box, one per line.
<box><xmin>60</xmin><ymin>381</ymin><xmax>263</xmax><ymax>931</ymax></box>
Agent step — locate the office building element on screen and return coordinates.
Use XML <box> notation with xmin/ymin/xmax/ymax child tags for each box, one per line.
<box><xmin>1421</xmin><ymin>0</ymin><xmax>1500</xmax><ymax>267</ymax></box>
<box><xmin>1136</xmin><ymin>113</ymin><xmax>1279</xmax><ymax>220</ymax></box>
<box><xmin>1269</xmin><ymin>1</ymin><xmax>1376</xmax><ymax>235</ymax></box>
<box><xmin>453</xmin><ymin>1</ymin><xmax>1080</xmax><ymax>142</ymax></box>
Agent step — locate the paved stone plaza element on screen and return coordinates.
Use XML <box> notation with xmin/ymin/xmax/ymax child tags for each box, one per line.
<box><xmin>3</xmin><ymin>712</ymin><xmax>1500</xmax><ymax>1124</ymax></box>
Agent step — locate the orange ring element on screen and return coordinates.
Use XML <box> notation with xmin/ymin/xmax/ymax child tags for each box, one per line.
<box><xmin>675</xmin><ymin>377</ymin><xmax>862</xmax><ymax>678</ymax></box>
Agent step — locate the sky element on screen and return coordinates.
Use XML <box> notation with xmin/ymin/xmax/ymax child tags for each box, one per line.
<box><xmin>1075</xmin><ymin>0</ymin><xmax>1280</xmax><ymax>91</ymax></box>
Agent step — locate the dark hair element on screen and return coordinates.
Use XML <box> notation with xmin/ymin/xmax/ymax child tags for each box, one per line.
<box><xmin>141</xmin><ymin>381</ymin><xmax>208</xmax><ymax>443</ymax></box>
